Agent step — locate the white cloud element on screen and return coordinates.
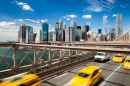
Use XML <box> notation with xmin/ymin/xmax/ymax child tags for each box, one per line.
<box><xmin>14</xmin><ymin>1</ymin><xmax>34</xmax><ymax>11</ymax></box>
<box><xmin>63</xmin><ymin>14</ymin><xmax>77</xmax><ymax>20</ymax></box>
<box><xmin>0</xmin><ymin>20</ymin><xmax>41</xmax><ymax>41</ymax></box>
<box><xmin>119</xmin><ymin>5</ymin><xmax>126</xmax><ymax>8</ymax></box>
<box><xmin>18</xmin><ymin>19</ymin><xmax>24</xmax><ymax>22</ymax></box>
<box><xmin>112</xmin><ymin>14</ymin><xmax>117</xmax><ymax>17</ymax></box>
<box><xmin>85</xmin><ymin>6</ymin><xmax>103</xmax><ymax>12</ymax></box>
<box><xmin>18</xmin><ymin>19</ymin><xmax>41</xmax><ymax>23</ymax></box>
<box><xmin>24</xmin><ymin>19</ymin><xmax>40</xmax><ymax>23</ymax></box>
<box><xmin>107</xmin><ymin>0</ymin><xmax>116</xmax><ymax>3</ymax></box>
<box><xmin>66</xmin><ymin>14</ymin><xmax>77</xmax><ymax>18</ymax></box>
<box><xmin>82</xmin><ymin>15</ymin><xmax>92</xmax><ymax>19</ymax></box>
<box><xmin>22</xmin><ymin>4</ymin><xmax>34</xmax><ymax>11</ymax></box>
<box><xmin>17</xmin><ymin>18</ymin><xmax>48</xmax><ymax>24</ymax></box>
<box><xmin>66</xmin><ymin>18</ymin><xmax>70</xmax><ymax>20</ymax></box>
<box><xmin>63</xmin><ymin>16</ymin><xmax>66</xmax><ymax>18</ymax></box>
<box><xmin>41</xmin><ymin>19</ymin><xmax>48</xmax><ymax>23</ymax></box>
<box><xmin>45</xmin><ymin>19</ymin><xmax>48</xmax><ymax>21</ymax></box>
<box><xmin>16</xmin><ymin>2</ymin><xmax>26</xmax><ymax>5</ymax></box>
<box><xmin>84</xmin><ymin>0</ymin><xmax>117</xmax><ymax>12</ymax></box>
<box><xmin>0</xmin><ymin>25</ymin><xmax>19</xmax><ymax>41</ymax></box>
<box><xmin>0</xmin><ymin>21</ymin><xmax>15</xmax><ymax>27</ymax></box>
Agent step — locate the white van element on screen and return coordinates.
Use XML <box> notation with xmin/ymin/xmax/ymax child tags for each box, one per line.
<box><xmin>94</xmin><ymin>52</ymin><xmax>110</xmax><ymax>62</ymax></box>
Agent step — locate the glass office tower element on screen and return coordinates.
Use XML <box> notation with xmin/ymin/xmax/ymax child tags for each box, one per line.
<box><xmin>41</xmin><ymin>22</ymin><xmax>49</xmax><ymax>41</ymax></box>
<box><xmin>26</xmin><ymin>26</ymin><xmax>33</xmax><ymax>43</ymax></box>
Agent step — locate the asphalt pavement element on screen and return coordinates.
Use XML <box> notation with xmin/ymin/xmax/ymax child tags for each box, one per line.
<box><xmin>41</xmin><ymin>53</ymin><xmax>130</xmax><ymax>86</ymax></box>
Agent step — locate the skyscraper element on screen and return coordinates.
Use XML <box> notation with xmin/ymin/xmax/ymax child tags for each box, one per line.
<box><xmin>55</xmin><ymin>22</ymin><xmax>59</xmax><ymax>29</ymax></box>
<box><xmin>59</xmin><ymin>19</ymin><xmax>63</xmax><ymax>29</ymax></box>
<box><xmin>61</xmin><ymin>30</ymin><xmax>65</xmax><ymax>41</ymax></box>
<box><xmin>116</xmin><ymin>14</ymin><xmax>122</xmax><ymax>36</ymax></box>
<box><xmin>48</xmin><ymin>24</ymin><xmax>53</xmax><ymax>41</ymax></box>
<box><xmin>35</xmin><ymin>30</ymin><xmax>41</xmax><ymax>43</ymax></box>
<box><xmin>30</xmin><ymin>33</ymin><xmax>37</xmax><ymax>43</ymax></box>
<box><xmin>75</xmin><ymin>29</ymin><xmax>82</xmax><ymax>41</ymax></box>
<box><xmin>18</xmin><ymin>31</ymin><xmax>20</xmax><ymax>42</ymax></box>
<box><xmin>70</xmin><ymin>20</ymin><xmax>77</xmax><ymax>41</ymax></box>
<box><xmin>41</xmin><ymin>22</ymin><xmax>48</xmax><ymax>41</ymax></box>
<box><xmin>77</xmin><ymin>26</ymin><xmax>81</xmax><ymax>30</ymax></box>
<box><xmin>53</xmin><ymin>32</ymin><xmax>56</xmax><ymax>42</ymax></box>
<box><xmin>69</xmin><ymin>27</ymin><xmax>75</xmax><ymax>42</ymax></box>
<box><xmin>82</xmin><ymin>30</ymin><xmax>87</xmax><ymax>40</ymax></box>
<box><xmin>86</xmin><ymin>22</ymin><xmax>91</xmax><ymax>30</ymax></box>
<box><xmin>65</xmin><ymin>27</ymin><xmax>75</xmax><ymax>42</ymax></box>
<box><xmin>103</xmin><ymin>15</ymin><xmax>108</xmax><ymax>34</ymax></box>
<box><xmin>55</xmin><ymin>29</ymin><xmax>59</xmax><ymax>41</ymax></box>
<box><xmin>83</xmin><ymin>25</ymin><xmax>89</xmax><ymax>32</ymax></box>
<box><xmin>63</xmin><ymin>22</ymin><xmax>66</xmax><ymax>29</ymax></box>
<box><xmin>26</xmin><ymin>26</ymin><xmax>33</xmax><ymax>43</ymax></box>
<box><xmin>65</xmin><ymin>28</ymin><xmax>70</xmax><ymax>42</ymax></box>
<box><xmin>98</xmin><ymin>29</ymin><xmax>102</xmax><ymax>34</ymax></box>
<box><xmin>70</xmin><ymin>20</ymin><xmax>77</xmax><ymax>29</ymax></box>
<box><xmin>58</xmin><ymin>29</ymin><xmax>62</xmax><ymax>41</ymax></box>
<box><xmin>111</xmin><ymin>28</ymin><xmax>116</xmax><ymax>41</ymax></box>
<box><xmin>19</xmin><ymin>24</ymin><xmax>28</xmax><ymax>43</ymax></box>
<box><xmin>55</xmin><ymin>22</ymin><xmax>59</xmax><ymax>41</ymax></box>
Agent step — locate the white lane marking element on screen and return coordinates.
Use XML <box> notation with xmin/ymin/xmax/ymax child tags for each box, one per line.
<box><xmin>42</xmin><ymin>75</ymin><xmax>57</xmax><ymax>81</ymax></box>
<box><xmin>63</xmin><ymin>63</ymin><xmax>105</xmax><ymax>86</ymax></box>
<box><xmin>100</xmin><ymin>56</ymin><xmax>129</xmax><ymax>86</ymax></box>
<box><xmin>54</xmin><ymin>73</ymin><xmax>68</xmax><ymax>78</ymax></box>
<box><xmin>100</xmin><ymin>63</ymin><xmax>122</xmax><ymax>86</ymax></box>
<box><xmin>106</xmin><ymin>63</ymin><xmax>122</xmax><ymax>81</ymax></box>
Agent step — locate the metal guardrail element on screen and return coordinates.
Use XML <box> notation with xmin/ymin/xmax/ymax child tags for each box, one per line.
<box><xmin>0</xmin><ymin>44</ymin><xmax>94</xmax><ymax>79</ymax></box>
<box><xmin>39</xmin><ymin>57</ymin><xmax>94</xmax><ymax>80</ymax></box>
<box><xmin>0</xmin><ymin>42</ymin><xmax>130</xmax><ymax>79</ymax></box>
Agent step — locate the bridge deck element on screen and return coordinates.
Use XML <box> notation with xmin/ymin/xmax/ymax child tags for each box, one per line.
<box><xmin>41</xmin><ymin>54</ymin><xmax>130</xmax><ymax>86</ymax></box>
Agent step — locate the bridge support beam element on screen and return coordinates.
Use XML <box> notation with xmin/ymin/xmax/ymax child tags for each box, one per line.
<box><xmin>13</xmin><ymin>45</ymin><xmax>19</xmax><ymax>74</ymax></box>
<box><xmin>75</xmin><ymin>50</ymin><xmax>78</xmax><ymax>62</ymax></box>
<box><xmin>68</xmin><ymin>50</ymin><xmax>71</xmax><ymax>64</ymax></box>
<box><xmin>48</xmin><ymin>48</ymin><xmax>52</xmax><ymax>69</ymax></box>
<box><xmin>33</xmin><ymin>47</ymin><xmax>37</xmax><ymax>74</ymax></box>
<box><xmin>59</xmin><ymin>49</ymin><xmax>63</xmax><ymax>66</ymax></box>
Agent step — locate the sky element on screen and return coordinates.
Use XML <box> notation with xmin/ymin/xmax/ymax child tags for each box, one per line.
<box><xmin>0</xmin><ymin>0</ymin><xmax>130</xmax><ymax>41</ymax></box>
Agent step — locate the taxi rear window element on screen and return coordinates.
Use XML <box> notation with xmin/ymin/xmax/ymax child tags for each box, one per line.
<box><xmin>126</xmin><ymin>60</ymin><xmax>130</xmax><ymax>62</ymax></box>
<box><xmin>115</xmin><ymin>55</ymin><xmax>122</xmax><ymax>57</ymax></box>
<box><xmin>78</xmin><ymin>72</ymin><xmax>89</xmax><ymax>78</ymax></box>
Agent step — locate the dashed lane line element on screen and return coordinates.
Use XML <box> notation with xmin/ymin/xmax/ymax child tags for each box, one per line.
<box><xmin>100</xmin><ymin>56</ymin><xmax>129</xmax><ymax>86</ymax></box>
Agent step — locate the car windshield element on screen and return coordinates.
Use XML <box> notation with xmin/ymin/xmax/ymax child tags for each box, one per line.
<box><xmin>96</xmin><ymin>53</ymin><xmax>104</xmax><ymax>56</ymax></box>
<box><xmin>115</xmin><ymin>55</ymin><xmax>122</xmax><ymax>58</ymax></box>
<box><xmin>78</xmin><ymin>72</ymin><xmax>89</xmax><ymax>78</ymax></box>
<box><xmin>126</xmin><ymin>60</ymin><xmax>130</xmax><ymax>62</ymax></box>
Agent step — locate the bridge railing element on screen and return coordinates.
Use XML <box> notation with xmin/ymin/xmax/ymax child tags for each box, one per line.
<box><xmin>1</xmin><ymin>43</ymin><xmax>130</xmax><ymax>79</ymax></box>
<box><xmin>0</xmin><ymin>44</ymin><xmax>95</xmax><ymax>79</ymax></box>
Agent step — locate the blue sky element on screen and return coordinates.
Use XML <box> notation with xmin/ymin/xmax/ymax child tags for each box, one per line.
<box><xmin>0</xmin><ymin>0</ymin><xmax>130</xmax><ymax>41</ymax></box>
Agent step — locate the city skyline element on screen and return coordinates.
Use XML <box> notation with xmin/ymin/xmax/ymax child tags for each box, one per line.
<box><xmin>0</xmin><ymin>0</ymin><xmax>130</xmax><ymax>41</ymax></box>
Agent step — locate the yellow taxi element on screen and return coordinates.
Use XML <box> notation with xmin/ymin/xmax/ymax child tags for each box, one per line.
<box><xmin>0</xmin><ymin>73</ymin><xmax>41</xmax><ymax>86</ymax></box>
<box><xmin>112</xmin><ymin>54</ymin><xmax>125</xmax><ymax>63</ymax></box>
<box><xmin>123</xmin><ymin>58</ymin><xmax>130</xmax><ymax>69</ymax></box>
<box><xmin>65</xmin><ymin>66</ymin><xmax>102</xmax><ymax>86</ymax></box>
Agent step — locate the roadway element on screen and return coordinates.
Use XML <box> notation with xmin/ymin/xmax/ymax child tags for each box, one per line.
<box><xmin>41</xmin><ymin>53</ymin><xmax>130</xmax><ymax>86</ymax></box>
